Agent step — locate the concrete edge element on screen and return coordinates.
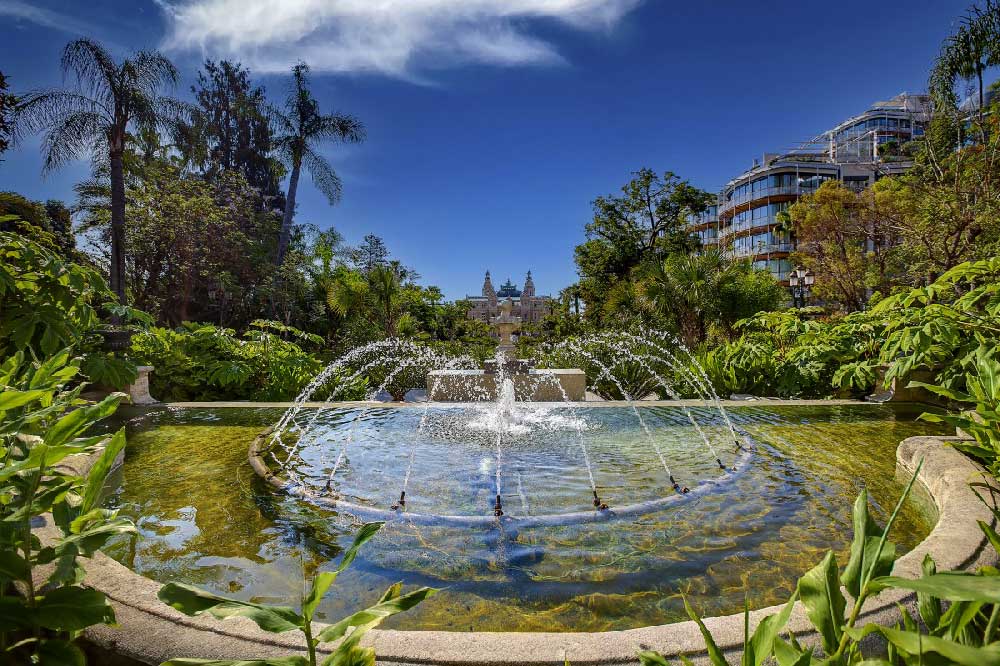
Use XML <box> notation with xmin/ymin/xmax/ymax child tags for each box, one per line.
<box><xmin>54</xmin><ymin>435</ymin><xmax>998</xmax><ymax>666</ymax></box>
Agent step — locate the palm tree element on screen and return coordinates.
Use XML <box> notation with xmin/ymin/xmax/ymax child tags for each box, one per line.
<box><xmin>272</xmin><ymin>63</ymin><xmax>365</xmax><ymax>267</ymax></box>
<box><xmin>642</xmin><ymin>251</ymin><xmax>728</xmax><ymax>347</ymax></box>
<box><xmin>12</xmin><ymin>39</ymin><xmax>178</xmax><ymax>308</ymax></box>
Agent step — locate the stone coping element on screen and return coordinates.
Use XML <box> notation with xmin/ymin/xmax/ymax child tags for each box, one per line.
<box><xmin>154</xmin><ymin>398</ymin><xmax>884</xmax><ymax>409</ymax></box>
<box><xmin>47</xmin><ymin>435</ymin><xmax>997</xmax><ymax>666</ymax></box>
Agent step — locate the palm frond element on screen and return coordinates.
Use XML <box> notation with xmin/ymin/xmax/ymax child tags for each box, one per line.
<box><xmin>39</xmin><ymin>110</ymin><xmax>106</xmax><ymax>173</ymax></box>
<box><xmin>302</xmin><ymin>146</ymin><xmax>342</xmax><ymax>204</ymax></box>
<box><xmin>316</xmin><ymin>113</ymin><xmax>366</xmax><ymax>143</ymax></box>
<box><xmin>132</xmin><ymin>50</ymin><xmax>179</xmax><ymax>95</ymax></box>
<box><xmin>11</xmin><ymin>90</ymin><xmax>106</xmax><ymax>141</ymax></box>
<box><xmin>61</xmin><ymin>38</ymin><xmax>118</xmax><ymax>103</ymax></box>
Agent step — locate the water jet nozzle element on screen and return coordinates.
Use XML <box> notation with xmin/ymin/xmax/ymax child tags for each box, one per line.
<box><xmin>682</xmin><ymin>487</ymin><xmax>690</xmax><ymax>494</ymax></box>
<box><xmin>493</xmin><ymin>494</ymin><xmax>503</xmax><ymax>517</ymax></box>
<box><xmin>716</xmin><ymin>458</ymin><xmax>726</xmax><ymax>470</ymax></box>
<box><xmin>391</xmin><ymin>490</ymin><xmax>406</xmax><ymax>510</ymax></box>
<box><xmin>593</xmin><ymin>490</ymin><xmax>602</xmax><ymax>508</ymax></box>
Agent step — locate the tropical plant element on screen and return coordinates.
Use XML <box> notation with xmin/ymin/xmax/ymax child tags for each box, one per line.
<box><xmin>0</xmin><ymin>350</ymin><xmax>136</xmax><ymax>664</ymax></box>
<box><xmin>640</xmin><ymin>463</ymin><xmax>1000</xmax><ymax>666</ymax></box>
<box><xmin>12</xmin><ymin>38</ymin><xmax>180</xmax><ymax>308</ymax></box>
<box><xmin>0</xmin><ymin>231</ymin><xmax>137</xmax><ymax>387</ymax></box>
<box><xmin>273</xmin><ymin>62</ymin><xmax>365</xmax><ymax>267</ymax></box>
<box><xmin>158</xmin><ymin>521</ymin><xmax>436</xmax><ymax>666</ymax></box>
<box><xmin>130</xmin><ymin>320</ymin><xmax>366</xmax><ymax>402</ymax></box>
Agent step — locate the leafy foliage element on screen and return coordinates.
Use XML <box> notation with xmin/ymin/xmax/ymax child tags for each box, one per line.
<box><xmin>130</xmin><ymin>320</ymin><xmax>367</xmax><ymax>402</ymax></box>
<box><xmin>0</xmin><ymin>231</ymin><xmax>137</xmax><ymax>387</ymax></box>
<box><xmin>158</xmin><ymin>522</ymin><xmax>436</xmax><ymax>666</ymax></box>
<box><xmin>0</xmin><ymin>350</ymin><xmax>136</xmax><ymax>664</ymax></box>
<box><xmin>640</xmin><ymin>463</ymin><xmax>1000</xmax><ymax>666</ymax></box>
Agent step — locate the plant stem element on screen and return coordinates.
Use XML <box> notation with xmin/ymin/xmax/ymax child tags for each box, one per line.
<box><xmin>303</xmin><ymin>618</ymin><xmax>317</xmax><ymax>666</ymax></box>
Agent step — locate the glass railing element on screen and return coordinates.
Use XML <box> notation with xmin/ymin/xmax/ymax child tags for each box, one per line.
<box><xmin>720</xmin><ymin>183</ymin><xmax>824</xmax><ymax>214</ymax></box>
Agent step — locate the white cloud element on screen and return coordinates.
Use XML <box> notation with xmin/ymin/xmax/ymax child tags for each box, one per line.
<box><xmin>0</xmin><ymin>0</ymin><xmax>95</xmax><ymax>35</ymax></box>
<box><xmin>157</xmin><ymin>0</ymin><xmax>641</xmax><ymax>77</ymax></box>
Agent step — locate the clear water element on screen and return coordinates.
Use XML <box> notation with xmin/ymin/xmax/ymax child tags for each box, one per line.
<box><xmin>102</xmin><ymin>403</ymin><xmax>943</xmax><ymax>632</ymax></box>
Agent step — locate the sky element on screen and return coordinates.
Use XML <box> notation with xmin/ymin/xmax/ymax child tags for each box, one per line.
<box><xmin>0</xmin><ymin>0</ymin><xmax>972</xmax><ymax>300</ymax></box>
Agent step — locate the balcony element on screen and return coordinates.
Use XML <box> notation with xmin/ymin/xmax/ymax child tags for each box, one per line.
<box><xmin>719</xmin><ymin>184</ymin><xmax>819</xmax><ymax>215</ymax></box>
<box><xmin>729</xmin><ymin>242</ymin><xmax>795</xmax><ymax>258</ymax></box>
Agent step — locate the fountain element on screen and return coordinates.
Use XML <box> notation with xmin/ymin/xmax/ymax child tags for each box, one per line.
<box><xmin>428</xmin><ymin>297</ymin><xmax>586</xmax><ymax>401</ymax></box>
<box><xmin>248</xmin><ymin>330</ymin><xmax>754</xmax><ymax>529</ymax></box>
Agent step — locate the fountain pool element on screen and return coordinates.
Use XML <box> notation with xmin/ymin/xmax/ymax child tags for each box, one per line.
<box><xmin>102</xmin><ymin>402</ymin><xmax>943</xmax><ymax>633</ymax></box>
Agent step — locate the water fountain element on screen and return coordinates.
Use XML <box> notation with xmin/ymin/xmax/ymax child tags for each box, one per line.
<box><xmin>248</xmin><ymin>329</ymin><xmax>755</xmax><ymax>529</ymax></box>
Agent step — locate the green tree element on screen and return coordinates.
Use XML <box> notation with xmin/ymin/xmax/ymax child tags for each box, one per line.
<box><xmin>642</xmin><ymin>251</ymin><xmax>781</xmax><ymax>347</ymax></box>
<box><xmin>0</xmin><ymin>70</ymin><xmax>15</xmax><ymax>156</ymax></box>
<box><xmin>787</xmin><ymin>180</ymin><xmax>901</xmax><ymax>311</ymax></box>
<box><xmin>12</xmin><ymin>39</ymin><xmax>179</xmax><ymax>309</ymax></box>
<box><xmin>575</xmin><ymin>168</ymin><xmax>711</xmax><ymax>323</ymax></box>
<box><xmin>273</xmin><ymin>62</ymin><xmax>365</xmax><ymax>267</ymax></box>
<box><xmin>176</xmin><ymin>59</ymin><xmax>284</xmax><ymax>203</ymax></box>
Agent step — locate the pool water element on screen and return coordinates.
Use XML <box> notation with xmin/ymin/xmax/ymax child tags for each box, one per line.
<box><xmin>102</xmin><ymin>403</ymin><xmax>943</xmax><ymax>632</ymax></box>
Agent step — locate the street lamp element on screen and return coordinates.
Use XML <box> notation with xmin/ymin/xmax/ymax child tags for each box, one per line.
<box><xmin>788</xmin><ymin>267</ymin><xmax>814</xmax><ymax>308</ymax></box>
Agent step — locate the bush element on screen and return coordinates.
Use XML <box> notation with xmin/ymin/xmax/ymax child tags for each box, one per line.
<box><xmin>130</xmin><ymin>320</ymin><xmax>367</xmax><ymax>402</ymax></box>
<box><xmin>0</xmin><ymin>230</ymin><xmax>136</xmax><ymax>388</ymax></box>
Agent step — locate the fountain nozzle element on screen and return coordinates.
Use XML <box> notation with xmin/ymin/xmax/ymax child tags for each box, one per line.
<box><xmin>493</xmin><ymin>494</ymin><xmax>503</xmax><ymax>517</ymax></box>
<box><xmin>716</xmin><ymin>458</ymin><xmax>726</xmax><ymax>470</ymax></box>
<box><xmin>391</xmin><ymin>490</ymin><xmax>406</xmax><ymax>511</ymax></box>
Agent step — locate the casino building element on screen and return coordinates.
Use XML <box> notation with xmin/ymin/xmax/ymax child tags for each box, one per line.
<box><xmin>466</xmin><ymin>271</ymin><xmax>554</xmax><ymax>324</ymax></box>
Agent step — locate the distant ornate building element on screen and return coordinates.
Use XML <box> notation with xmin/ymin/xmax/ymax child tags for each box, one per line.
<box><xmin>466</xmin><ymin>271</ymin><xmax>553</xmax><ymax>324</ymax></box>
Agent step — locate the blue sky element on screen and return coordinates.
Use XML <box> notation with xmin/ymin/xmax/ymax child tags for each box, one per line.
<box><xmin>0</xmin><ymin>0</ymin><xmax>971</xmax><ymax>300</ymax></box>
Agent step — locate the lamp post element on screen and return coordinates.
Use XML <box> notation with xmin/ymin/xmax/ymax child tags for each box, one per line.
<box><xmin>788</xmin><ymin>267</ymin><xmax>814</xmax><ymax>308</ymax></box>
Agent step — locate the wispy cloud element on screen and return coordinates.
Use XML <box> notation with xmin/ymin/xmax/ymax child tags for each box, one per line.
<box><xmin>157</xmin><ymin>0</ymin><xmax>642</xmax><ymax>78</ymax></box>
<box><xmin>0</xmin><ymin>0</ymin><xmax>96</xmax><ymax>35</ymax></box>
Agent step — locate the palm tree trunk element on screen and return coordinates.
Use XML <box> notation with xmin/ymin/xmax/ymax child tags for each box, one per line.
<box><xmin>109</xmin><ymin>148</ymin><xmax>127</xmax><ymax>318</ymax></box>
<box><xmin>277</xmin><ymin>158</ymin><xmax>301</xmax><ymax>267</ymax></box>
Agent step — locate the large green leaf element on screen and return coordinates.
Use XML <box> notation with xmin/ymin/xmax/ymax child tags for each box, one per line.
<box><xmin>674</xmin><ymin>596</ymin><xmax>730</xmax><ymax>666</ymax></box>
<box><xmin>0</xmin><ymin>549</ymin><xmax>30</xmax><ymax>583</ymax></box>
<box><xmin>771</xmin><ymin>636</ymin><xmax>812</xmax><ymax>666</ymax></box>
<box><xmin>315</xmin><ymin>585</ymin><xmax>437</xmax><ymax>644</ymax></box>
<box><xmin>158</xmin><ymin>582</ymin><xmax>303</xmax><ymax>633</ymax></box>
<box><xmin>744</xmin><ymin>591</ymin><xmax>798</xmax><ymax>666</ymax></box>
<box><xmin>0</xmin><ymin>389</ymin><xmax>47</xmax><ymax>412</ymax></box>
<box><xmin>35</xmin><ymin>638</ymin><xmax>87</xmax><ymax>666</ymax></box>
<box><xmin>33</xmin><ymin>586</ymin><xmax>116</xmax><ymax>631</ymax></box>
<box><xmin>916</xmin><ymin>554</ymin><xmax>941</xmax><ymax>630</ymax></box>
<box><xmin>841</xmin><ymin>490</ymin><xmax>895</xmax><ymax>599</ymax></box>
<box><xmin>847</xmin><ymin>624</ymin><xmax>1000</xmax><ymax>665</ymax></box>
<box><xmin>872</xmin><ymin>573</ymin><xmax>1000</xmax><ymax>603</ymax></box>
<box><xmin>637</xmin><ymin>652</ymin><xmax>674</xmax><ymax>666</ymax></box>
<box><xmin>44</xmin><ymin>393</ymin><xmax>123</xmax><ymax>448</ymax></box>
<box><xmin>797</xmin><ymin>551</ymin><xmax>845</xmax><ymax>655</ymax></box>
<box><xmin>303</xmin><ymin>523</ymin><xmax>385</xmax><ymax>622</ymax></box>
<box><xmin>81</xmin><ymin>428</ymin><xmax>126</xmax><ymax>513</ymax></box>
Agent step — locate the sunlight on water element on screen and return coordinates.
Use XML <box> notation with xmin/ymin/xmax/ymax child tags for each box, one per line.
<box><xmin>103</xmin><ymin>403</ymin><xmax>943</xmax><ymax>632</ymax></box>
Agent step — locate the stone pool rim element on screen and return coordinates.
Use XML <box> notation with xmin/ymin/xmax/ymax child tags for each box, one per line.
<box><xmin>48</xmin><ymin>406</ymin><xmax>998</xmax><ymax>665</ymax></box>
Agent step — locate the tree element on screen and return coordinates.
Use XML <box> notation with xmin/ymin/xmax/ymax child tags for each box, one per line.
<box><xmin>0</xmin><ymin>71</ymin><xmax>15</xmax><ymax>156</ymax></box>
<box><xmin>787</xmin><ymin>180</ymin><xmax>901</xmax><ymax>311</ymax></box>
<box><xmin>353</xmin><ymin>233</ymin><xmax>389</xmax><ymax>273</ymax></box>
<box><xmin>574</xmin><ymin>168</ymin><xmax>712</xmax><ymax>322</ymax></box>
<box><xmin>641</xmin><ymin>251</ymin><xmax>781</xmax><ymax>347</ymax></box>
<box><xmin>929</xmin><ymin>1</ymin><xmax>1000</xmax><ymax>140</ymax></box>
<box><xmin>0</xmin><ymin>192</ymin><xmax>76</xmax><ymax>256</ymax></box>
<box><xmin>176</xmin><ymin>60</ymin><xmax>283</xmax><ymax>202</ymax></box>
<box><xmin>12</xmin><ymin>39</ymin><xmax>179</xmax><ymax>309</ymax></box>
<box><xmin>272</xmin><ymin>62</ymin><xmax>365</xmax><ymax>267</ymax></box>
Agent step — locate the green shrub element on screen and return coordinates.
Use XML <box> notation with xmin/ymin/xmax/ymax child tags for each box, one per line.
<box><xmin>130</xmin><ymin>320</ymin><xmax>367</xmax><ymax>402</ymax></box>
<box><xmin>0</xmin><ymin>230</ymin><xmax>136</xmax><ymax>387</ymax></box>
